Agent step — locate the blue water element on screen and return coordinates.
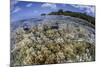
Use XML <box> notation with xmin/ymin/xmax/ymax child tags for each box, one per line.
<box><xmin>11</xmin><ymin>15</ymin><xmax>95</xmax><ymax>34</ymax></box>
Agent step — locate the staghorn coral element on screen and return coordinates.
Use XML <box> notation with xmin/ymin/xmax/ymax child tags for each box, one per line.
<box><xmin>11</xmin><ymin>16</ymin><xmax>95</xmax><ymax>67</ymax></box>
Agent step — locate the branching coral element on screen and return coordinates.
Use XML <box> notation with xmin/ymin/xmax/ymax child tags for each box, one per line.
<box><xmin>11</xmin><ymin>19</ymin><xmax>95</xmax><ymax>67</ymax></box>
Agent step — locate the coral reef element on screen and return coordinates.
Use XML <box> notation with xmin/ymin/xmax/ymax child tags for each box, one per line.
<box><xmin>11</xmin><ymin>16</ymin><xmax>95</xmax><ymax>67</ymax></box>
